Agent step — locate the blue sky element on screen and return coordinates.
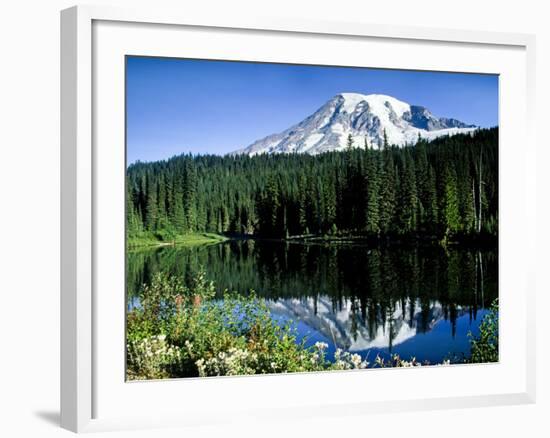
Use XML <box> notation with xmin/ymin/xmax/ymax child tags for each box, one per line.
<box><xmin>126</xmin><ymin>56</ymin><xmax>498</xmax><ymax>164</ymax></box>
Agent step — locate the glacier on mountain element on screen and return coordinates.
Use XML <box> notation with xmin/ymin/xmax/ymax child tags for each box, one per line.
<box><xmin>233</xmin><ymin>93</ymin><xmax>477</xmax><ymax>156</ymax></box>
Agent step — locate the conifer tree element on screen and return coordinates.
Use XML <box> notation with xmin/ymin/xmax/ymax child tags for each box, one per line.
<box><xmin>183</xmin><ymin>160</ymin><xmax>197</xmax><ymax>232</ymax></box>
<box><xmin>347</xmin><ymin>133</ymin><xmax>354</xmax><ymax>150</ymax></box>
<box><xmin>441</xmin><ymin>165</ymin><xmax>460</xmax><ymax>237</ymax></box>
<box><xmin>144</xmin><ymin>174</ymin><xmax>158</xmax><ymax>231</ymax></box>
<box><xmin>378</xmin><ymin>149</ymin><xmax>397</xmax><ymax>234</ymax></box>
<box><xmin>170</xmin><ymin>172</ymin><xmax>185</xmax><ymax>233</ymax></box>
<box><xmin>398</xmin><ymin>153</ymin><xmax>418</xmax><ymax>234</ymax></box>
<box><xmin>364</xmin><ymin>148</ymin><xmax>380</xmax><ymax>234</ymax></box>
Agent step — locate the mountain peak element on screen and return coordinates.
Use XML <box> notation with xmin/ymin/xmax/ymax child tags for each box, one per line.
<box><xmin>334</xmin><ymin>93</ymin><xmax>410</xmax><ymax>117</ymax></box>
<box><xmin>233</xmin><ymin>93</ymin><xmax>477</xmax><ymax>156</ymax></box>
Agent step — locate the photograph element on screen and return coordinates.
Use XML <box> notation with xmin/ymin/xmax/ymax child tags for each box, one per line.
<box><xmin>125</xmin><ymin>56</ymin><xmax>499</xmax><ymax>380</ymax></box>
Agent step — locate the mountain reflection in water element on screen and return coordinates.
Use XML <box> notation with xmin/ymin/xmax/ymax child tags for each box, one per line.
<box><xmin>127</xmin><ymin>239</ymin><xmax>497</xmax><ymax>364</ymax></box>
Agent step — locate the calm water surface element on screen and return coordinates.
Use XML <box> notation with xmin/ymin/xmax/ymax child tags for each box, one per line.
<box><xmin>127</xmin><ymin>239</ymin><xmax>497</xmax><ymax>365</ymax></box>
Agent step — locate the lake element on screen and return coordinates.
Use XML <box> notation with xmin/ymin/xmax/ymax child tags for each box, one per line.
<box><xmin>127</xmin><ymin>239</ymin><xmax>498</xmax><ymax>365</ymax></box>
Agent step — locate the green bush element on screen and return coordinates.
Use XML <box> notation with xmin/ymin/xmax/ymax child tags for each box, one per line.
<box><xmin>468</xmin><ymin>298</ymin><xmax>499</xmax><ymax>363</ymax></box>
<box><xmin>126</xmin><ymin>271</ymin><xmax>375</xmax><ymax>379</ymax></box>
<box><xmin>127</xmin><ymin>270</ymin><xmax>475</xmax><ymax>380</ymax></box>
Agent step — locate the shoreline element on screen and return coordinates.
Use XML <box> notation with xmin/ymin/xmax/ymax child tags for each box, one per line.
<box><xmin>221</xmin><ymin>232</ymin><xmax>498</xmax><ymax>250</ymax></box>
<box><xmin>127</xmin><ymin>232</ymin><xmax>228</xmax><ymax>249</ymax></box>
<box><xmin>128</xmin><ymin>230</ymin><xmax>498</xmax><ymax>250</ymax></box>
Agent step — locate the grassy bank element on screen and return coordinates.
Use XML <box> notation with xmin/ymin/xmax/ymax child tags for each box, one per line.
<box><xmin>127</xmin><ymin>232</ymin><xmax>228</xmax><ymax>249</ymax></box>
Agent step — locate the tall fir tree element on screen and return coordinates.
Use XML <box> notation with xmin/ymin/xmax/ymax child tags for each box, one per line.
<box><xmin>397</xmin><ymin>152</ymin><xmax>418</xmax><ymax>234</ymax></box>
<box><xmin>378</xmin><ymin>149</ymin><xmax>397</xmax><ymax>234</ymax></box>
<box><xmin>364</xmin><ymin>148</ymin><xmax>380</xmax><ymax>234</ymax></box>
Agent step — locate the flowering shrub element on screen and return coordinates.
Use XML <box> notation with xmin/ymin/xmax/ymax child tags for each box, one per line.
<box><xmin>468</xmin><ymin>298</ymin><xmax>499</xmax><ymax>363</ymax></box>
<box><xmin>126</xmin><ymin>335</ymin><xmax>182</xmax><ymax>380</ymax></box>
<box><xmin>374</xmin><ymin>354</ymin><xmax>421</xmax><ymax>367</ymax></box>
<box><xmin>137</xmin><ymin>271</ymin><xmax>215</xmax><ymax>328</ymax></box>
<box><xmin>126</xmin><ymin>271</ymin><xmax>458</xmax><ymax>380</ymax></box>
<box><xmin>332</xmin><ymin>348</ymin><xmax>369</xmax><ymax>370</ymax></box>
<box><xmin>196</xmin><ymin>348</ymin><xmax>258</xmax><ymax>377</ymax></box>
<box><xmin>169</xmin><ymin>296</ymin><xmax>338</xmax><ymax>377</ymax></box>
<box><xmin>372</xmin><ymin>354</ymin><xmax>452</xmax><ymax>368</ymax></box>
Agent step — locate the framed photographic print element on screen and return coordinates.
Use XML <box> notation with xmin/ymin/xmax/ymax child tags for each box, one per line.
<box><xmin>61</xmin><ymin>5</ymin><xmax>536</xmax><ymax>433</ymax></box>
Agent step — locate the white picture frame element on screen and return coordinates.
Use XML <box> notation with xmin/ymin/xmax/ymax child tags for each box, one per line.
<box><xmin>60</xmin><ymin>4</ymin><xmax>537</xmax><ymax>433</ymax></box>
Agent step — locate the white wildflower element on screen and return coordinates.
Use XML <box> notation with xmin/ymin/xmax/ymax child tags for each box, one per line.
<box><xmin>314</xmin><ymin>341</ymin><xmax>328</xmax><ymax>351</ymax></box>
<box><xmin>310</xmin><ymin>352</ymin><xmax>320</xmax><ymax>364</ymax></box>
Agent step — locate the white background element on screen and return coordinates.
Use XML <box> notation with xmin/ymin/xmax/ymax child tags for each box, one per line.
<box><xmin>0</xmin><ymin>0</ymin><xmax>547</xmax><ymax>437</ymax></box>
<box><xmin>93</xmin><ymin>19</ymin><xmax>529</xmax><ymax>422</ymax></box>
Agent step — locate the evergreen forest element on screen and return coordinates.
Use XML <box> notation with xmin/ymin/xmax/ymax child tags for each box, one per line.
<box><xmin>126</xmin><ymin>128</ymin><xmax>498</xmax><ymax>244</ymax></box>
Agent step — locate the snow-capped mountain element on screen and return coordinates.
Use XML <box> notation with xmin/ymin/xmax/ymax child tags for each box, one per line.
<box><xmin>234</xmin><ymin>93</ymin><xmax>477</xmax><ymax>156</ymax></box>
<box><xmin>268</xmin><ymin>296</ymin><xmax>465</xmax><ymax>352</ymax></box>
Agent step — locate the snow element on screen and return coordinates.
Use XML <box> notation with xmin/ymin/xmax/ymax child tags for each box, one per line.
<box><xmin>318</xmin><ymin>116</ymin><xmax>332</xmax><ymax>129</ymax></box>
<box><xmin>335</xmin><ymin>93</ymin><xmax>416</xmax><ymax>147</ymax></box>
<box><xmin>340</xmin><ymin>92</ymin><xmax>411</xmax><ymax>117</ymax></box>
<box><xmin>267</xmin><ymin>296</ymin><xmax>455</xmax><ymax>353</ymax></box>
<box><xmin>331</xmin><ymin>123</ymin><xmax>345</xmax><ymax>134</ymax></box>
<box><xmin>367</xmin><ymin>94</ymin><xmax>411</xmax><ymax>118</ymax></box>
<box><xmin>301</xmin><ymin>133</ymin><xmax>324</xmax><ymax>152</ymax></box>
<box><xmin>421</xmin><ymin>126</ymin><xmax>478</xmax><ymax>140</ymax></box>
<box><xmin>339</xmin><ymin>93</ymin><xmax>368</xmax><ymax>113</ymax></box>
<box><xmin>234</xmin><ymin>92</ymin><xmax>479</xmax><ymax>156</ymax></box>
